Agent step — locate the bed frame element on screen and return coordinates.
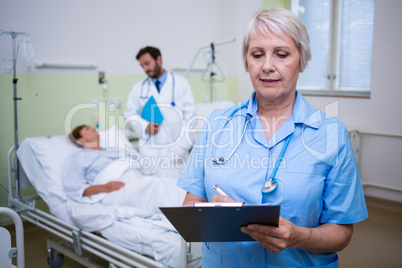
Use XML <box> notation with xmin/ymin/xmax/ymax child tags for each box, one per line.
<box><xmin>7</xmin><ymin>145</ymin><xmax>201</xmax><ymax>268</ymax></box>
<box><xmin>0</xmin><ymin>207</ymin><xmax>24</xmax><ymax>268</ymax></box>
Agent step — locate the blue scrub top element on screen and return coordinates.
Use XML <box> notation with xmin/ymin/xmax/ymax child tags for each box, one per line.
<box><xmin>177</xmin><ymin>91</ymin><xmax>368</xmax><ymax>267</ymax></box>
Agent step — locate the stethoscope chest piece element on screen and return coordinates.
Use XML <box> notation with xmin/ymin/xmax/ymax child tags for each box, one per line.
<box><xmin>261</xmin><ymin>179</ymin><xmax>278</xmax><ymax>193</ymax></box>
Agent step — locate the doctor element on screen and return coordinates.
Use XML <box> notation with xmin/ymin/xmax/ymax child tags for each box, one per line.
<box><xmin>177</xmin><ymin>9</ymin><xmax>368</xmax><ymax>267</ymax></box>
<box><xmin>125</xmin><ymin>46</ymin><xmax>195</xmax><ymax>177</ymax></box>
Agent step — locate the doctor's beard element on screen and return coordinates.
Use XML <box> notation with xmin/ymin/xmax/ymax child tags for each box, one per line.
<box><xmin>148</xmin><ymin>63</ymin><xmax>163</xmax><ymax>79</ymax></box>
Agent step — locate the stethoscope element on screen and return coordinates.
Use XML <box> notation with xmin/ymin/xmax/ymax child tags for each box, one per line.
<box><xmin>140</xmin><ymin>71</ymin><xmax>176</xmax><ymax>107</ymax></box>
<box><xmin>209</xmin><ymin>101</ymin><xmax>292</xmax><ymax>194</ymax></box>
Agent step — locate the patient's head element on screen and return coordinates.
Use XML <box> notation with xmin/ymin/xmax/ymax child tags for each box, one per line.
<box><xmin>68</xmin><ymin>125</ymin><xmax>101</xmax><ymax>150</ymax></box>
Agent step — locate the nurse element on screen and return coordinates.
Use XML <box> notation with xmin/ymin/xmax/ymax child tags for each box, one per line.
<box><xmin>177</xmin><ymin>8</ymin><xmax>368</xmax><ymax>267</ymax></box>
<box><xmin>125</xmin><ymin>46</ymin><xmax>195</xmax><ymax>177</ymax></box>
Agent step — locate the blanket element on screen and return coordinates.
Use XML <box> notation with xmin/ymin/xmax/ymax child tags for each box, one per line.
<box><xmin>66</xmin><ymin>158</ymin><xmax>186</xmax><ymax>232</ymax></box>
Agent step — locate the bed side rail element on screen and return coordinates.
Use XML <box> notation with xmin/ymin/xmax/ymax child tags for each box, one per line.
<box><xmin>0</xmin><ymin>207</ymin><xmax>25</xmax><ymax>268</ymax></box>
<box><xmin>10</xmin><ymin>198</ymin><xmax>163</xmax><ymax>268</ymax></box>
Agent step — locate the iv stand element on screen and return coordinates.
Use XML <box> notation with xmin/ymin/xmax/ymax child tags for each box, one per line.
<box><xmin>0</xmin><ymin>30</ymin><xmax>29</xmax><ymax>199</ymax></box>
<box><xmin>201</xmin><ymin>42</ymin><xmax>226</xmax><ymax>102</ymax></box>
<box><xmin>185</xmin><ymin>38</ymin><xmax>236</xmax><ymax>102</ymax></box>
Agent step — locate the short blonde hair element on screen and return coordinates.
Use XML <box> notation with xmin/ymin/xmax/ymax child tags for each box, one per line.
<box><xmin>242</xmin><ymin>8</ymin><xmax>311</xmax><ymax>71</ymax></box>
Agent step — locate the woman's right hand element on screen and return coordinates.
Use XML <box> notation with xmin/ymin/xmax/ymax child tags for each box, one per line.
<box><xmin>182</xmin><ymin>192</ymin><xmax>239</xmax><ymax>205</ymax></box>
<box><xmin>211</xmin><ymin>195</ymin><xmax>235</xmax><ymax>202</ymax></box>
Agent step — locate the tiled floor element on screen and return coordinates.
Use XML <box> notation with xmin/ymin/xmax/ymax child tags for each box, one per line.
<box><xmin>5</xmin><ymin>221</ymin><xmax>109</xmax><ymax>267</ymax></box>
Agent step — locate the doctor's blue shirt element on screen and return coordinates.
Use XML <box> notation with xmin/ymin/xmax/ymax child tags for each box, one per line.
<box><xmin>151</xmin><ymin>69</ymin><xmax>168</xmax><ymax>90</ymax></box>
<box><xmin>177</xmin><ymin>91</ymin><xmax>368</xmax><ymax>267</ymax></box>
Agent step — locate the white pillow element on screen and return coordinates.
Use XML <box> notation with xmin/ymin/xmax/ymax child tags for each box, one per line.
<box><xmin>99</xmin><ymin>125</ymin><xmax>137</xmax><ymax>153</ymax></box>
<box><xmin>19</xmin><ymin>135</ymin><xmax>76</xmax><ymax>203</ymax></box>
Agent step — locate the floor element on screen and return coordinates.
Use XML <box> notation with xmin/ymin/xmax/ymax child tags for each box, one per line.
<box><xmin>5</xmin><ymin>221</ymin><xmax>109</xmax><ymax>267</ymax></box>
<box><xmin>337</xmin><ymin>196</ymin><xmax>402</xmax><ymax>268</ymax></box>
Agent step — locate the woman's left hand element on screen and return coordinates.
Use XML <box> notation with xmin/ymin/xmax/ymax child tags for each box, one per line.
<box><xmin>241</xmin><ymin>216</ymin><xmax>308</xmax><ymax>253</ymax></box>
<box><xmin>241</xmin><ymin>216</ymin><xmax>353</xmax><ymax>253</ymax></box>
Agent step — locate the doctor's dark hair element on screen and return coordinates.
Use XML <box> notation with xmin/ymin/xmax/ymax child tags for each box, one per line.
<box><xmin>136</xmin><ymin>46</ymin><xmax>162</xmax><ymax>61</ymax></box>
<box><xmin>67</xmin><ymin>124</ymin><xmax>87</xmax><ymax>148</ymax></box>
<box><xmin>242</xmin><ymin>8</ymin><xmax>311</xmax><ymax>72</ymax></box>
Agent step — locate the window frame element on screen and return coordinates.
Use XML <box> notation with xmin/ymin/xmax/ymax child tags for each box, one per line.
<box><xmin>291</xmin><ymin>0</ymin><xmax>373</xmax><ymax>97</ymax></box>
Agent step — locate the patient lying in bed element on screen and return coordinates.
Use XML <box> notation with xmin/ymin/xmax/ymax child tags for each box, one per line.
<box><xmin>17</xmin><ymin>125</ymin><xmax>198</xmax><ymax>268</ymax></box>
<box><xmin>63</xmin><ymin>124</ymin><xmax>186</xmax><ymax>213</ymax></box>
<box><xmin>60</xmin><ymin>125</ymin><xmax>189</xmax><ymax>267</ymax></box>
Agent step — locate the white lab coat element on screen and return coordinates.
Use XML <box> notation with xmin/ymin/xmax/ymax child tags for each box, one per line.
<box><xmin>124</xmin><ymin>71</ymin><xmax>195</xmax><ymax>177</ymax></box>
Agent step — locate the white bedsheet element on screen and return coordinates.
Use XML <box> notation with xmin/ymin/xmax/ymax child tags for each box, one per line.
<box><xmin>68</xmin><ymin>158</ymin><xmax>185</xmax><ymax>232</ymax></box>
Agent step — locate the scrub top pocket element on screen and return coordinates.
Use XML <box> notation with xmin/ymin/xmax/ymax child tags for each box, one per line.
<box><xmin>278</xmin><ymin>163</ymin><xmax>328</xmax><ymax>226</ymax></box>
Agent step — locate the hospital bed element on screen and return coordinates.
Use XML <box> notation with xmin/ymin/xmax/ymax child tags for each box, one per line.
<box><xmin>6</xmin><ymin>125</ymin><xmax>203</xmax><ymax>268</ymax></box>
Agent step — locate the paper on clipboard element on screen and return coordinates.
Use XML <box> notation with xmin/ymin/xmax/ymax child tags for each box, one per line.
<box><xmin>141</xmin><ymin>96</ymin><xmax>164</xmax><ymax>124</ymax></box>
<box><xmin>160</xmin><ymin>204</ymin><xmax>280</xmax><ymax>242</ymax></box>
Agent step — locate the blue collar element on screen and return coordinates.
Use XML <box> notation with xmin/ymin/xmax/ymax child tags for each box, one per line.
<box><xmin>246</xmin><ymin>91</ymin><xmax>258</xmax><ymax>117</ymax></box>
<box><xmin>246</xmin><ymin>91</ymin><xmax>319</xmax><ymax>129</ymax></box>
<box><xmin>291</xmin><ymin>91</ymin><xmax>320</xmax><ymax>129</ymax></box>
<box><xmin>245</xmin><ymin>91</ymin><xmax>320</xmax><ymax>148</ymax></box>
<box><xmin>151</xmin><ymin>69</ymin><xmax>168</xmax><ymax>87</ymax></box>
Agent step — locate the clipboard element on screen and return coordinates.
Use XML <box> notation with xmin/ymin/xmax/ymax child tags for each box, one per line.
<box><xmin>141</xmin><ymin>96</ymin><xmax>164</xmax><ymax>124</ymax></box>
<box><xmin>160</xmin><ymin>203</ymin><xmax>280</xmax><ymax>242</ymax></box>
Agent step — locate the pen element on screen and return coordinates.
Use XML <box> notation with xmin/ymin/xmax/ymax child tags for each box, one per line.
<box><xmin>213</xmin><ymin>184</ymin><xmax>229</xmax><ymax>197</ymax></box>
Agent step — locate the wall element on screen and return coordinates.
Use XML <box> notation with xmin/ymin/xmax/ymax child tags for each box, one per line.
<box><xmin>0</xmin><ymin>0</ymin><xmax>240</xmax><ymax>75</ymax></box>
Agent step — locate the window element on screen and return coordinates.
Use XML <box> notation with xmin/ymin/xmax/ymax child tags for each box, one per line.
<box><xmin>291</xmin><ymin>0</ymin><xmax>375</xmax><ymax>96</ymax></box>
